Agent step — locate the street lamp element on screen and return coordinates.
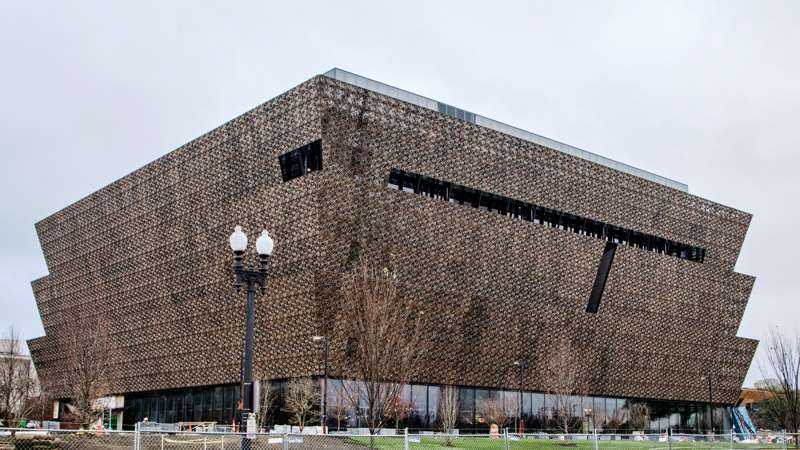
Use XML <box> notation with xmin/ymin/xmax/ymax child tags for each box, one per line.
<box><xmin>701</xmin><ymin>374</ymin><xmax>713</xmax><ymax>434</ymax></box>
<box><xmin>584</xmin><ymin>408</ymin><xmax>593</xmax><ymax>434</ymax></box>
<box><xmin>228</xmin><ymin>226</ymin><xmax>274</xmax><ymax>448</ymax></box>
<box><xmin>513</xmin><ymin>360</ymin><xmax>527</xmax><ymax>434</ymax></box>
<box><xmin>312</xmin><ymin>335</ymin><xmax>330</xmax><ymax>433</ymax></box>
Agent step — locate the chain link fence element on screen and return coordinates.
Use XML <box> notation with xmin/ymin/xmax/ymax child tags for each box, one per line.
<box><xmin>1</xmin><ymin>428</ymin><xmax>798</xmax><ymax>450</ymax></box>
<box><xmin>0</xmin><ymin>428</ymin><xmax>134</xmax><ymax>449</ymax></box>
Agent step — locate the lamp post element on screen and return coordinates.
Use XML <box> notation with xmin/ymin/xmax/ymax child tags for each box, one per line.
<box><xmin>701</xmin><ymin>374</ymin><xmax>713</xmax><ymax>434</ymax></box>
<box><xmin>312</xmin><ymin>335</ymin><xmax>330</xmax><ymax>433</ymax></box>
<box><xmin>584</xmin><ymin>408</ymin><xmax>593</xmax><ymax>434</ymax></box>
<box><xmin>513</xmin><ymin>360</ymin><xmax>527</xmax><ymax>434</ymax></box>
<box><xmin>228</xmin><ymin>225</ymin><xmax>274</xmax><ymax>449</ymax></box>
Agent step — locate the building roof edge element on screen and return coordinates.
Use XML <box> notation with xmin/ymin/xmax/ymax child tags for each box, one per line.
<box><xmin>322</xmin><ymin>67</ymin><xmax>689</xmax><ymax>193</ymax></box>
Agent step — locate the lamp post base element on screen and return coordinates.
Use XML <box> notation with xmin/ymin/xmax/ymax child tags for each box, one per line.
<box><xmin>241</xmin><ymin>412</ymin><xmax>256</xmax><ymax>450</ymax></box>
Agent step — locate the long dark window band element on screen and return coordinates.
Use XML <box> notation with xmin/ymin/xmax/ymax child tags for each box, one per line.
<box><xmin>387</xmin><ymin>168</ymin><xmax>706</xmax><ymax>263</ymax></box>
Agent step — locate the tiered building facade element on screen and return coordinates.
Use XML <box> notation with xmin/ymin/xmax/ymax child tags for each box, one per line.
<box><xmin>28</xmin><ymin>69</ymin><xmax>757</xmax><ymax>432</ymax></box>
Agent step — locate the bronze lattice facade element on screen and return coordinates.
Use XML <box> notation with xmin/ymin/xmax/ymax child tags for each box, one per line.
<box><xmin>28</xmin><ymin>69</ymin><xmax>756</xmax><ymax>420</ymax></box>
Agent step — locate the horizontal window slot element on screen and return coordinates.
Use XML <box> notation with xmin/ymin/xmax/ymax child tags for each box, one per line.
<box><xmin>386</xmin><ymin>168</ymin><xmax>705</xmax><ymax>263</ymax></box>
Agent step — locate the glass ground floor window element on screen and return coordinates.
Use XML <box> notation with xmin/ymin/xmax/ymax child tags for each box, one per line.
<box><xmin>122</xmin><ymin>379</ymin><xmax>730</xmax><ymax>433</ymax></box>
<box><xmin>122</xmin><ymin>384</ymin><xmax>240</xmax><ymax>428</ymax></box>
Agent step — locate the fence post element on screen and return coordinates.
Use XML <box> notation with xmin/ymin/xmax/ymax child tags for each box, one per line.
<box><xmin>730</xmin><ymin>428</ymin><xmax>733</xmax><ymax>450</ymax></box>
<box><xmin>221</xmin><ymin>434</ymin><xmax>224</xmax><ymax>450</ymax></box>
<box><xmin>404</xmin><ymin>427</ymin><xmax>409</xmax><ymax>450</ymax></box>
<box><xmin>134</xmin><ymin>422</ymin><xmax>139</xmax><ymax>450</ymax></box>
<box><xmin>782</xmin><ymin>430</ymin><xmax>787</xmax><ymax>450</ymax></box>
<box><xmin>504</xmin><ymin>427</ymin><xmax>510</xmax><ymax>450</ymax></box>
<box><xmin>594</xmin><ymin>427</ymin><xmax>599</xmax><ymax>450</ymax></box>
<box><xmin>668</xmin><ymin>428</ymin><xmax>672</xmax><ymax>450</ymax></box>
<box><xmin>283</xmin><ymin>431</ymin><xmax>289</xmax><ymax>450</ymax></box>
<box><xmin>160</xmin><ymin>434</ymin><xmax>164</xmax><ymax>450</ymax></box>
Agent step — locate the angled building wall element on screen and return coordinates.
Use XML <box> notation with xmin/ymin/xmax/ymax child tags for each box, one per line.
<box><xmin>28</xmin><ymin>70</ymin><xmax>756</xmax><ymax>425</ymax></box>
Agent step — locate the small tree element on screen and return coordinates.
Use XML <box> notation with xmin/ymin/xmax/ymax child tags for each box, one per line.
<box><xmin>62</xmin><ymin>313</ymin><xmax>110</xmax><ymax>428</ymax></box>
<box><xmin>590</xmin><ymin>408</ymin><xmax>607</xmax><ymax>433</ymax></box>
<box><xmin>385</xmin><ymin>393</ymin><xmax>414</xmax><ymax>430</ymax></box>
<box><xmin>477</xmin><ymin>397</ymin><xmax>509</xmax><ymax>428</ymax></box>
<box><xmin>758</xmin><ymin>328</ymin><xmax>800</xmax><ymax>445</ymax></box>
<box><xmin>438</xmin><ymin>386</ymin><xmax>459</xmax><ymax>447</ymax></box>
<box><xmin>24</xmin><ymin>389</ymin><xmax>50</xmax><ymax>424</ymax></box>
<box><xmin>340</xmin><ymin>261</ymin><xmax>426</xmax><ymax>447</ymax></box>
<box><xmin>0</xmin><ymin>326</ymin><xmax>38</xmax><ymax>426</ymax></box>
<box><xmin>256</xmin><ymin>381</ymin><xmax>274</xmax><ymax>430</ymax></box>
<box><xmin>283</xmin><ymin>378</ymin><xmax>320</xmax><ymax>432</ymax></box>
<box><xmin>329</xmin><ymin>386</ymin><xmax>350</xmax><ymax>432</ymax></box>
<box><xmin>751</xmin><ymin>396</ymin><xmax>786</xmax><ymax>431</ymax></box>
<box><xmin>629</xmin><ymin>403</ymin><xmax>649</xmax><ymax>433</ymax></box>
<box><xmin>606</xmin><ymin>408</ymin><xmax>625</xmax><ymax>433</ymax></box>
<box><xmin>544</xmin><ymin>336</ymin><xmax>579</xmax><ymax>434</ymax></box>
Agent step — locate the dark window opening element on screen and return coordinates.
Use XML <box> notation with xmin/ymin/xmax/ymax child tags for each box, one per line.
<box><xmin>587</xmin><ymin>242</ymin><xmax>618</xmax><ymax>313</ymax></box>
<box><xmin>278</xmin><ymin>139</ymin><xmax>322</xmax><ymax>182</ymax></box>
<box><xmin>386</xmin><ymin>168</ymin><xmax>706</xmax><ymax>263</ymax></box>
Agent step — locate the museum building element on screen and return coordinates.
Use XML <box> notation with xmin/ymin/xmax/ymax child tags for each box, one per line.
<box><xmin>28</xmin><ymin>69</ymin><xmax>757</xmax><ymax>432</ymax></box>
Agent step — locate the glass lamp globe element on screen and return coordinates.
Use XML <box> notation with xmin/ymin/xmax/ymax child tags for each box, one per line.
<box><xmin>229</xmin><ymin>225</ymin><xmax>248</xmax><ymax>254</ymax></box>
<box><xmin>255</xmin><ymin>230</ymin><xmax>274</xmax><ymax>256</ymax></box>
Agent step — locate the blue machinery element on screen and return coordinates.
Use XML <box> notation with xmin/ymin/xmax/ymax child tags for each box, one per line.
<box><xmin>731</xmin><ymin>406</ymin><xmax>757</xmax><ymax>439</ymax></box>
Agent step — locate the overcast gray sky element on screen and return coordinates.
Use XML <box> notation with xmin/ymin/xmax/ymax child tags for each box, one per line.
<box><xmin>1</xmin><ymin>1</ymin><xmax>797</xmax><ymax>385</ymax></box>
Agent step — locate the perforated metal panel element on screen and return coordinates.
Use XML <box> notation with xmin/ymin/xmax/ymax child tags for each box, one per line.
<box><xmin>29</xmin><ymin>74</ymin><xmax>756</xmax><ymax>406</ymax></box>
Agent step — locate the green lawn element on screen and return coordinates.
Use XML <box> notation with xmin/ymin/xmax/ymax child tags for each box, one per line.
<box><xmin>346</xmin><ymin>436</ymin><xmax>788</xmax><ymax>450</ymax></box>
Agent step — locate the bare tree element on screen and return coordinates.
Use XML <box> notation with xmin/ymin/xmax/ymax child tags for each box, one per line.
<box><xmin>62</xmin><ymin>313</ymin><xmax>110</xmax><ymax>428</ymax></box>
<box><xmin>755</xmin><ymin>378</ymin><xmax>781</xmax><ymax>389</ymax></box>
<box><xmin>384</xmin><ymin>392</ymin><xmax>414</xmax><ymax>431</ymax></box>
<box><xmin>605</xmin><ymin>408</ymin><xmax>625</xmax><ymax>433</ymax></box>
<box><xmin>629</xmin><ymin>402</ymin><xmax>649</xmax><ymax>433</ymax></box>
<box><xmin>283</xmin><ymin>378</ymin><xmax>320</xmax><ymax>432</ymax></box>
<box><xmin>256</xmin><ymin>380</ymin><xmax>275</xmax><ymax>431</ymax></box>
<box><xmin>24</xmin><ymin>389</ymin><xmax>51</xmax><ymax>424</ymax></box>
<box><xmin>329</xmin><ymin>386</ymin><xmax>351</xmax><ymax>432</ymax></box>
<box><xmin>543</xmin><ymin>336</ymin><xmax>579</xmax><ymax>434</ymax></box>
<box><xmin>758</xmin><ymin>328</ymin><xmax>800</xmax><ymax>444</ymax></box>
<box><xmin>0</xmin><ymin>326</ymin><xmax>37</xmax><ymax>426</ymax></box>
<box><xmin>751</xmin><ymin>397</ymin><xmax>785</xmax><ymax>431</ymax></box>
<box><xmin>476</xmin><ymin>396</ymin><xmax>510</xmax><ymax>428</ymax></box>
<box><xmin>340</xmin><ymin>262</ymin><xmax>426</xmax><ymax>446</ymax></box>
<box><xmin>438</xmin><ymin>386</ymin><xmax>459</xmax><ymax>447</ymax></box>
<box><xmin>590</xmin><ymin>407</ymin><xmax>607</xmax><ymax>433</ymax></box>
